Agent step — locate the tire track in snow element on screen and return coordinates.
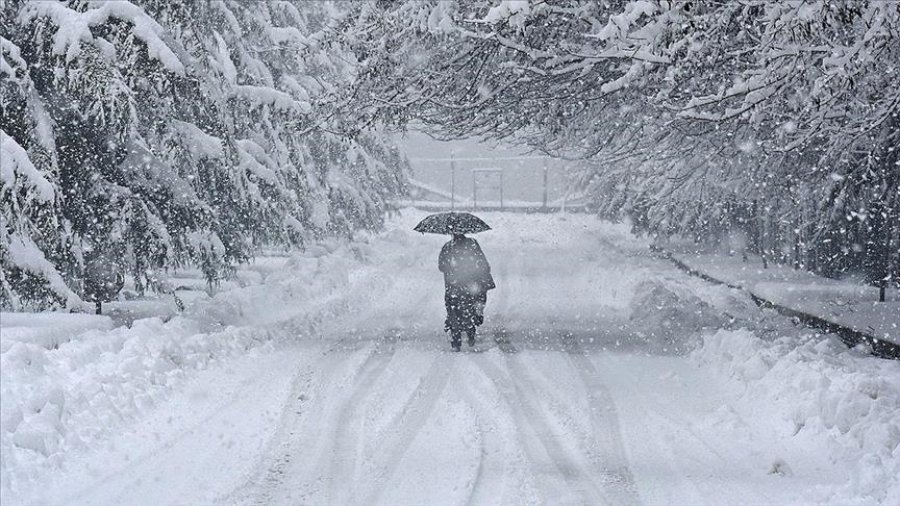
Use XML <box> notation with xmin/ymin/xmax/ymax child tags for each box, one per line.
<box><xmin>508</xmin><ymin>352</ymin><xmax>622</xmax><ymax>505</ymax></box>
<box><xmin>470</xmin><ymin>350</ymin><xmax>613</xmax><ymax>505</ymax></box>
<box><xmin>62</xmin><ymin>351</ymin><xmax>307</xmax><ymax>506</ymax></box>
<box><xmin>454</xmin><ymin>360</ymin><xmax>538</xmax><ymax>506</ymax></box>
<box><xmin>234</xmin><ymin>338</ymin><xmax>381</xmax><ymax>505</ymax></box>
<box><xmin>322</xmin><ymin>336</ymin><xmax>401</xmax><ymax>505</ymax></box>
<box><xmin>224</xmin><ymin>357</ymin><xmax>320</xmax><ymax>506</ymax></box>
<box><xmin>560</xmin><ymin>332</ymin><xmax>642</xmax><ymax>505</ymax></box>
<box><xmin>360</xmin><ymin>353</ymin><xmax>454</xmax><ymax>505</ymax></box>
<box><xmin>455</xmin><ymin>378</ymin><xmax>492</xmax><ymax>506</ymax></box>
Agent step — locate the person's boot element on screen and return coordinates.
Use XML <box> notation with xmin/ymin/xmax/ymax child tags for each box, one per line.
<box><xmin>467</xmin><ymin>328</ymin><xmax>476</xmax><ymax>347</ymax></box>
<box><xmin>451</xmin><ymin>331</ymin><xmax>461</xmax><ymax>352</ymax></box>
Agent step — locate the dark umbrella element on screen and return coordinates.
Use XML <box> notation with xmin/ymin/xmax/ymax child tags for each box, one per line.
<box><xmin>414</xmin><ymin>212</ymin><xmax>491</xmax><ymax>235</ymax></box>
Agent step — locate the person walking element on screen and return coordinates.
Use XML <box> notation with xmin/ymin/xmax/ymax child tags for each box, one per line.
<box><xmin>439</xmin><ymin>233</ymin><xmax>494</xmax><ymax>351</ymax></box>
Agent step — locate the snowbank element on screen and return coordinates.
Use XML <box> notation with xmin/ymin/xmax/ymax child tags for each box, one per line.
<box><xmin>0</xmin><ymin>237</ymin><xmax>368</xmax><ymax>500</ymax></box>
<box><xmin>693</xmin><ymin>329</ymin><xmax>900</xmax><ymax>505</ymax></box>
<box><xmin>628</xmin><ymin>279</ymin><xmax>726</xmax><ymax>354</ymax></box>
<box><xmin>0</xmin><ymin>313</ymin><xmax>112</xmax><ymax>353</ymax></box>
<box><xmin>669</xmin><ymin>251</ymin><xmax>900</xmax><ymax>346</ymax></box>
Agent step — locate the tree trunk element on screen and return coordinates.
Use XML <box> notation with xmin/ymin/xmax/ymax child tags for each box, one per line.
<box><xmin>865</xmin><ymin>199</ymin><xmax>888</xmax><ymax>300</ymax></box>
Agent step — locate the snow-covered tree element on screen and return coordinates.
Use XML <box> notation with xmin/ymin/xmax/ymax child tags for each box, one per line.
<box><xmin>1</xmin><ymin>0</ymin><xmax>407</xmax><ymax>310</ymax></box>
<box><xmin>343</xmin><ymin>0</ymin><xmax>899</xmax><ymax>289</ymax></box>
<box><xmin>1</xmin><ymin>27</ymin><xmax>86</xmax><ymax>310</ymax></box>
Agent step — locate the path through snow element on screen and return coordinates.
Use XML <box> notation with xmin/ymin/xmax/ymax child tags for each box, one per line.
<box><xmin>4</xmin><ymin>211</ymin><xmax>898</xmax><ymax>505</ymax></box>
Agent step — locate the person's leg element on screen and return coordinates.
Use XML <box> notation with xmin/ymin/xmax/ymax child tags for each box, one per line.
<box><xmin>466</xmin><ymin>327</ymin><xmax>476</xmax><ymax>347</ymax></box>
<box><xmin>451</xmin><ymin>330</ymin><xmax>462</xmax><ymax>351</ymax></box>
<box><xmin>446</xmin><ymin>286</ymin><xmax>465</xmax><ymax>332</ymax></box>
<box><xmin>459</xmin><ymin>292</ymin><xmax>478</xmax><ymax>330</ymax></box>
<box><xmin>474</xmin><ymin>291</ymin><xmax>487</xmax><ymax>326</ymax></box>
<box><xmin>447</xmin><ymin>286</ymin><xmax>464</xmax><ymax>351</ymax></box>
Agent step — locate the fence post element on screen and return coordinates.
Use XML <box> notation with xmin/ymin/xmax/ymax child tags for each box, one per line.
<box><xmin>450</xmin><ymin>152</ymin><xmax>456</xmax><ymax>211</ymax></box>
<box><xmin>542</xmin><ymin>166</ymin><xmax>548</xmax><ymax>209</ymax></box>
<box><xmin>500</xmin><ymin>171</ymin><xmax>504</xmax><ymax>211</ymax></box>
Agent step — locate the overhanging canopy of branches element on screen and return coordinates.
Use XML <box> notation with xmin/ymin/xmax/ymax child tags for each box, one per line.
<box><xmin>341</xmin><ymin>0</ymin><xmax>898</xmax><ymax>283</ymax></box>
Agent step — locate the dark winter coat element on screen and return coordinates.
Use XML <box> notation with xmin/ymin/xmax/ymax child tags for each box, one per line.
<box><xmin>439</xmin><ymin>235</ymin><xmax>494</xmax><ymax>332</ymax></box>
<box><xmin>438</xmin><ymin>235</ymin><xmax>494</xmax><ymax>294</ymax></box>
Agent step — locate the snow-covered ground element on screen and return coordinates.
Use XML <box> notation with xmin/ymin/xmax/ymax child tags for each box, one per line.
<box><xmin>668</xmin><ymin>251</ymin><xmax>900</xmax><ymax>346</ymax></box>
<box><xmin>1</xmin><ymin>210</ymin><xmax>898</xmax><ymax>505</ymax></box>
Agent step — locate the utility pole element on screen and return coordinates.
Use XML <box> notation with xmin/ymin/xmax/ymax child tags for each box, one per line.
<box><xmin>542</xmin><ymin>166</ymin><xmax>548</xmax><ymax>209</ymax></box>
<box><xmin>500</xmin><ymin>170</ymin><xmax>504</xmax><ymax>211</ymax></box>
<box><xmin>472</xmin><ymin>173</ymin><xmax>477</xmax><ymax>211</ymax></box>
<box><xmin>450</xmin><ymin>151</ymin><xmax>456</xmax><ymax>211</ymax></box>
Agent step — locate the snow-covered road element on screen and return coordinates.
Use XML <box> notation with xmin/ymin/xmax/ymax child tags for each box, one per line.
<box><xmin>226</xmin><ymin>334</ymin><xmax>642</xmax><ymax>506</ymax></box>
<box><xmin>3</xmin><ymin>211</ymin><xmax>898</xmax><ymax>505</ymax></box>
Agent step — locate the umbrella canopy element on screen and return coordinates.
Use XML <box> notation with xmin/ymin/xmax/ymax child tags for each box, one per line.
<box><xmin>414</xmin><ymin>212</ymin><xmax>491</xmax><ymax>235</ymax></box>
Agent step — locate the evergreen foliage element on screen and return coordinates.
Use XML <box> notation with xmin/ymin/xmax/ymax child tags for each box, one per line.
<box><xmin>1</xmin><ymin>0</ymin><xmax>407</xmax><ymax>310</ymax></box>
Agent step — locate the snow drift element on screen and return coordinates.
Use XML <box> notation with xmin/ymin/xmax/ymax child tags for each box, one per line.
<box><xmin>694</xmin><ymin>329</ymin><xmax>900</xmax><ymax>505</ymax></box>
